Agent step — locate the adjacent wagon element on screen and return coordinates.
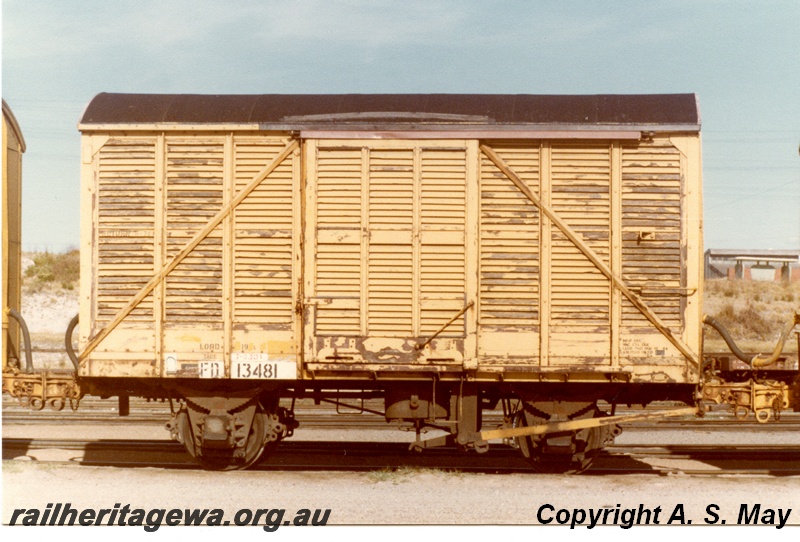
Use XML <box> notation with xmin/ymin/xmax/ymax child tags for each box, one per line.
<box><xmin>3</xmin><ymin>100</ymin><xmax>26</xmax><ymax>374</ymax></box>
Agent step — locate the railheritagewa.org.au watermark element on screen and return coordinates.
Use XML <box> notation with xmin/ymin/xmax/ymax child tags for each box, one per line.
<box><xmin>9</xmin><ymin>503</ymin><xmax>331</xmax><ymax>531</ymax></box>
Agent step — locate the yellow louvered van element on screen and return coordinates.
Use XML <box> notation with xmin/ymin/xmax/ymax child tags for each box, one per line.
<box><xmin>75</xmin><ymin>93</ymin><xmax>706</xmax><ymax>471</ymax></box>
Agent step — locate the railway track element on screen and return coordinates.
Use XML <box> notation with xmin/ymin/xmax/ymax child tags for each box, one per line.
<box><xmin>5</xmin><ymin>390</ymin><xmax>799</xmax><ymax>475</ymax></box>
<box><xmin>5</xmin><ymin>414</ymin><xmax>800</xmax><ymax>433</ymax></box>
<box><xmin>4</xmin><ymin>437</ymin><xmax>799</xmax><ymax>475</ymax></box>
<box><xmin>5</xmin><ymin>395</ymin><xmax>800</xmax><ymax>431</ymax></box>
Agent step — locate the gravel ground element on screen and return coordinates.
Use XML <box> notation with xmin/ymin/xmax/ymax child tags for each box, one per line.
<box><xmin>4</xmin><ymin>460</ymin><xmax>798</xmax><ymax>526</ymax></box>
<box><xmin>3</xmin><ymin>425</ymin><xmax>799</xmax><ymax>529</ymax></box>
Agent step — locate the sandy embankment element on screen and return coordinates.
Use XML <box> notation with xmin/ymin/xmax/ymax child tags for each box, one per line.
<box><xmin>17</xmin><ymin>290</ymin><xmax>79</xmax><ymax>370</ymax></box>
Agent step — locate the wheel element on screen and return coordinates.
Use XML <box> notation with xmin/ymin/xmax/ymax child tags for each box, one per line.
<box><xmin>514</xmin><ymin>401</ymin><xmax>603</xmax><ymax>474</ymax></box>
<box><xmin>177</xmin><ymin>405</ymin><xmax>272</xmax><ymax>471</ymax></box>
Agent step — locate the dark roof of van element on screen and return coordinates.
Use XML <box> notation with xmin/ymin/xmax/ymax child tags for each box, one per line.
<box><xmin>79</xmin><ymin>93</ymin><xmax>700</xmax><ymax>131</ymax></box>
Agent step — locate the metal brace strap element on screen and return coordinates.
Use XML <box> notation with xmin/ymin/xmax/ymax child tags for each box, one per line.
<box><xmin>415</xmin><ymin>301</ymin><xmax>474</xmax><ymax>351</ymax></box>
<box><xmin>479</xmin><ymin>406</ymin><xmax>698</xmax><ymax>441</ymax></box>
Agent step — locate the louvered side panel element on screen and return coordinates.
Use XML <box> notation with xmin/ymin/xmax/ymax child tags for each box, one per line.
<box><xmin>476</xmin><ymin>145</ymin><xmax>540</xmax><ymax>363</ymax></box>
<box><xmin>369</xmin><ymin>149</ymin><xmax>414</xmax><ymax>226</ymax></box>
<box><xmin>368</xmin><ymin>149</ymin><xmax>414</xmax><ymax>335</ymax></box>
<box><xmin>96</xmin><ymin>138</ymin><xmax>156</xmax><ymax>325</ymax></box>
<box><xmin>368</xmin><ymin>242</ymin><xmax>413</xmax><ymax>335</ymax></box>
<box><xmin>621</xmin><ymin>142</ymin><xmax>683</xmax><ymax>328</ymax></box>
<box><xmin>317</xmin><ymin>148</ymin><xmax>363</xmax><ymax>228</ymax></box>
<box><xmin>550</xmin><ymin>144</ymin><xmax>611</xmax><ymax>328</ymax></box>
<box><xmin>420</xmin><ymin>148</ymin><xmax>467</xmax><ymax>336</ymax></box>
<box><xmin>315</xmin><ymin>147</ymin><xmax>362</xmax><ymax>335</ymax></box>
<box><xmin>420</xmin><ymin>149</ymin><xmax>467</xmax><ymax>229</ymax></box>
<box><xmin>232</xmin><ymin>138</ymin><xmax>295</xmax><ymax>327</ymax></box>
<box><xmin>478</xmin><ymin>145</ymin><xmax>540</xmax><ymax>329</ymax></box>
<box><xmin>164</xmin><ymin>139</ymin><xmax>224</xmax><ymax>324</ymax></box>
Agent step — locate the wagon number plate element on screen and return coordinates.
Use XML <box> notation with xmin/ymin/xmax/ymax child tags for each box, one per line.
<box><xmin>232</xmin><ymin>354</ymin><xmax>296</xmax><ymax>380</ymax></box>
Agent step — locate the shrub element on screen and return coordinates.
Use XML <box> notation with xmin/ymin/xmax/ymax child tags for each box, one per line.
<box><xmin>23</xmin><ymin>250</ymin><xmax>80</xmax><ymax>292</ymax></box>
<box><xmin>705</xmin><ymin>281</ymin><xmax>799</xmax><ymax>343</ymax></box>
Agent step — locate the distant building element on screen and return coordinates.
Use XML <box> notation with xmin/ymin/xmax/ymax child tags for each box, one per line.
<box><xmin>704</xmin><ymin>249</ymin><xmax>800</xmax><ymax>282</ymax></box>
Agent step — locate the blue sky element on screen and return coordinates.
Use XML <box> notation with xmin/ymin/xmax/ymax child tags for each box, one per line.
<box><xmin>3</xmin><ymin>0</ymin><xmax>799</xmax><ymax>252</ymax></box>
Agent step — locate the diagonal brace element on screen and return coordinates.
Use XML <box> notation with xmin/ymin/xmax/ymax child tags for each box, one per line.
<box><xmin>79</xmin><ymin>139</ymin><xmax>299</xmax><ymax>362</ymax></box>
<box><xmin>479</xmin><ymin>144</ymin><xmax>699</xmax><ymax>367</ymax></box>
<box><xmin>415</xmin><ymin>301</ymin><xmax>474</xmax><ymax>351</ymax></box>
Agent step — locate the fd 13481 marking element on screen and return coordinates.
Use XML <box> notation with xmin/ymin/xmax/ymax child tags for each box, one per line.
<box><xmin>232</xmin><ymin>353</ymin><xmax>296</xmax><ymax>380</ymax></box>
